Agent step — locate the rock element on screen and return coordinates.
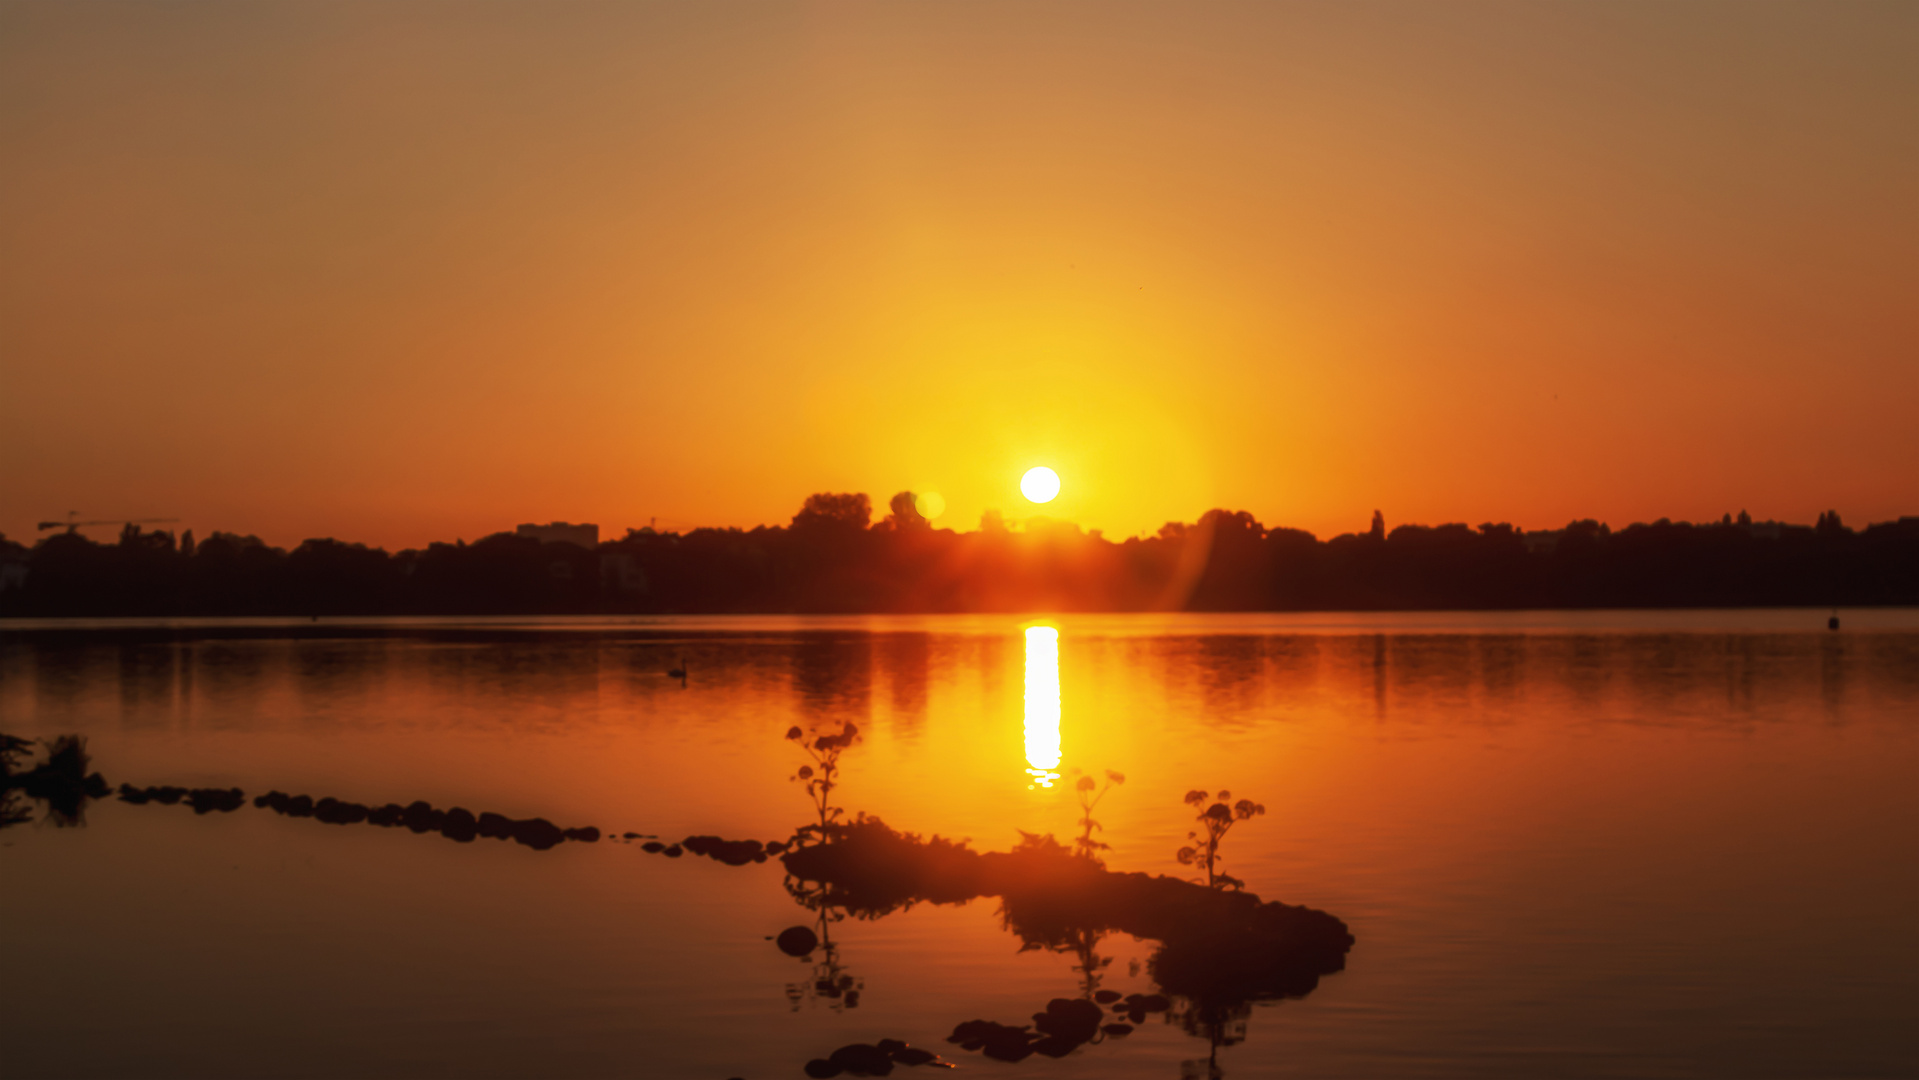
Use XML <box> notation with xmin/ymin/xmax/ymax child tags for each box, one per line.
<box><xmin>284</xmin><ymin>795</ymin><xmax>314</xmax><ymax>818</ymax></box>
<box><xmin>1032</xmin><ymin>998</ymin><xmax>1103</xmax><ymax>1044</ymax></box>
<box><xmin>948</xmin><ymin>1020</ymin><xmax>1036</xmax><ymax>1062</ymax></box>
<box><xmin>662</xmin><ymin>844</ymin><xmax>683</xmax><ymax>858</ymax></box>
<box><xmin>981</xmin><ymin>1039</ymin><xmax>1034</xmax><ymax>1063</ymax></box>
<box><xmin>826</xmin><ymin>1043</ymin><xmax>893</xmax><ymax>1076</ymax></box>
<box><xmin>1029</xmin><ymin>1036</ymin><xmax>1079</xmax><ymax>1058</ymax></box>
<box><xmin>803</xmin><ymin>1061</ymin><xmax>842</xmax><ymax>1079</ymax></box>
<box><xmin>890</xmin><ymin>1047</ymin><xmax>939</xmax><ymax>1065</ymax></box>
<box><xmin>1101</xmin><ymin>1023</ymin><xmax>1134</xmax><ymax>1037</ymax></box>
<box><xmin>313</xmin><ymin>798</ymin><xmax>369</xmax><ymax>825</ymax></box>
<box><xmin>562</xmin><ymin>826</ymin><xmax>600</xmax><ymax>843</ymax></box>
<box><xmin>1094</xmin><ymin>989</ymin><xmax>1121</xmax><ymax>1004</ymax></box>
<box><xmin>640</xmin><ymin>841</ymin><xmax>664</xmax><ymax>853</ymax></box>
<box><xmin>440</xmin><ymin>807</ymin><xmax>478</xmax><ymax>842</ymax></box>
<box><xmin>367</xmin><ymin>803</ymin><xmax>406</xmax><ymax>827</ymax></box>
<box><xmin>682</xmin><ymin>835</ymin><xmax>764</xmax><ymax>866</ymax></box>
<box><xmin>477</xmin><ymin>811</ymin><xmax>515</xmax><ymax>840</ymax></box>
<box><xmin>763</xmin><ymin>839</ymin><xmax>787</xmax><ymax>853</ymax></box>
<box><xmin>775</xmin><ymin>926</ymin><xmax>819</xmax><ymax>956</ymax></box>
<box><xmin>402</xmin><ymin>801</ymin><xmax>440</xmax><ymax>833</ymax></box>
<box><xmin>186</xmin><ymin>788</ymin><xmax>246</xmax><ymax>814</ymax></box>
<box><xmin>511</xmin><ymin>817</ymin><xmax>565</xmax><ymax>851</ymax></box>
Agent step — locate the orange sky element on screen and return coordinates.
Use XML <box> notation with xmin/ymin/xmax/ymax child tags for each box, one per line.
<box><xmin>2</xmin><ymin>2</ymin><xmax>1915</xmax><ymax>550</ymax></box>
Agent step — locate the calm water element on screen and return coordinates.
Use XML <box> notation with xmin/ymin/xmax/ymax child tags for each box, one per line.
<box><xmin>4</xmin><ymin>611</ymin><xmax>1918</xmax><ymax>1079</ymax></box>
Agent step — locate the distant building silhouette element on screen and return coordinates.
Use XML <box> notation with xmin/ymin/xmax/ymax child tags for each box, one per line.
<box><xmin>515</xmin><ymin>522</ymin><xmax>599</xmax><ymax>548</ymax></box>
<box><xmin>1368</xmin><ymin>511</ymin><xmax>1385</xmax><ymax>541</ymax></box>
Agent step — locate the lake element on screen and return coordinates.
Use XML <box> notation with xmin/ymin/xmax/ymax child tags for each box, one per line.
<box><xmin>4</xmin><ymin>611</ymin><xmax>1917</xmax><ymax>1079</ymax></box>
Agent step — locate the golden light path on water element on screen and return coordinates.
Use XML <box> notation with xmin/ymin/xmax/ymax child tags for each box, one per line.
<box><xmin>1023</xmin><ymin>625</ymin><xmax>1061</xmax><ymax>788</ymax></box>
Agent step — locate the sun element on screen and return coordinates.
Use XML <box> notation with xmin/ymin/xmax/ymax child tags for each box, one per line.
<box><xmin>1020</xmin><ymin>466</ymin><xmax>1061</xmax><ymax>504</ymax></box>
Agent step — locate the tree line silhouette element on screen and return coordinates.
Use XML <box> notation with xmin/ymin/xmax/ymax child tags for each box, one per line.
<box><xmin>2</xmin><ymin>493</ymin><xmax>1914</xmax><ymax>616</ymax></box>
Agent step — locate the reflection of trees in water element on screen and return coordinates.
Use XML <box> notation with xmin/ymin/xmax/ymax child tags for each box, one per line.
<box><xmin>880</xmin><ymin>633</ymin><xmax>932</xmax><ymax>736</ymax></box>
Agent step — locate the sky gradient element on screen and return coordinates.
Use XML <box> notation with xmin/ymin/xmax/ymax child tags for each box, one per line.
<box><xmin>3</xmin><ymin>2</ymin><xmax>1914</xmax><ymax>549</ymax></box>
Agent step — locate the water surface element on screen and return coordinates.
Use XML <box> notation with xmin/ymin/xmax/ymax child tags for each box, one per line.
<box><xmin>4</xmin><ymin>611</ymin><xmax>1917</xmax><ymax>1078</ymax></box>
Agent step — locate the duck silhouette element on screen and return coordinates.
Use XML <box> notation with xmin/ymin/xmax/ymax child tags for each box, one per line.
<box><xmin>667</xmin><ymin>658</ymin><xmax>688</xmax><ymax>684</ymax></box>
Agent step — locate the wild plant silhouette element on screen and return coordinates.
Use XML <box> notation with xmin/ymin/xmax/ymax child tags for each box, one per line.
<box><xmin>786</xmin><ymin>721</ymin><xmax>860</xmax><ymax>845</ymax></box>
<box><xmin>1</xmin><ymin>733</ymin><xmax>108</xmax><ymax>827</ymax></box>
<box><xmin>1176</xmin><ymin>790</ymin><xmax>1266</xmax><ymax>890</ymax></box>
<box><xmin>0</xmin><ymin>734</ymin><xmax>31</xmax><ymax>778</ymax></box>
<box><xmin>1072</xmin><ymin>768</ymin><xmax>1126</xmax><ymax>864</ymax></box>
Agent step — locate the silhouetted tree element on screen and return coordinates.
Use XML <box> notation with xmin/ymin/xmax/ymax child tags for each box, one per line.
<box><xmin>4</xmin><ymin>502</ymin><xmax>1916</xmax><ymax>617</ymax></box>
<box><xmin>791</xmin><ymin>493</ymin><xmax>872</xmax><ymax>533</ymax></box>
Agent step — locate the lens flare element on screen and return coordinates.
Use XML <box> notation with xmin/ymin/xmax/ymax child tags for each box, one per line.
<box><xmin>1020</xmin><ymin>466</ymin><xmax>1061</xmax><ymax>504</ymax></box>
<box><xmin>914</xmin><ymin>491</ymin><xmax>946</xmax><ymax>520</ymax></box>
<box><xmin>1023</xmin><ymin>625</ymin><xmax>1061</xmax><ymax>788</ymax></box>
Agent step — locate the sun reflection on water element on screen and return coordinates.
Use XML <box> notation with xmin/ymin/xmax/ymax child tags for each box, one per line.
<box><xmin>1023</xmin><ymin>624</ymin><xmax>1061</xmax><ymax>788</ymax></box>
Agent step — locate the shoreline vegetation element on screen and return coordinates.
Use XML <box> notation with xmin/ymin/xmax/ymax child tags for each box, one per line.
<box><xmin>4</xmin><ymin>494</ymin><xmax>1914</xmax><ymax>617</ymax></box>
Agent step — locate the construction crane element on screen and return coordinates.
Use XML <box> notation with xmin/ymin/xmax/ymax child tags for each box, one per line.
<box><xmin>36</xmin><ymin>512</ymin><xmax>181</xmax><ymax>534</ymax></box>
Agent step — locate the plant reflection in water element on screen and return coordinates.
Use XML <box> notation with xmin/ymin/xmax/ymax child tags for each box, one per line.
<box><xmin>772</xmin><ymin>679</ymin><xmax>1353</xmax><ymax>1076</ymax></box>
<box><xmin>781</xmin><ymin>876</ymin><xmax>864</xmax><ymax>1011</ymax></box>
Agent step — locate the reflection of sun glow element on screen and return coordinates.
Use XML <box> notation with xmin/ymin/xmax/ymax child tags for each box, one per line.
<box><xmin>1020</xmin><ymin>466</ymin><xmax>1061</xmax><ymax>504</ymax></box>
<box><xmin>1024</xmin><ymin>625</ymin><xmax>1061</xmax><ymax>788</ymax></box>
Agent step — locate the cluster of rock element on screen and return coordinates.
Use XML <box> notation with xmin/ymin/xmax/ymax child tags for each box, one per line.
<box><xmin>945</xmin><ymin>994</ymin><xmax>1153</xmax><ymax>1063</ymax></box>
<box><xmin>636</xmin><ymin>835</ymin><xmax>787</xmax><ymax>865</ymax></box>
<box><xmin>117</xmin><ymin>784</ymin><xmax>246</xmax><ymax>814</ymax></box>
<box><xmin>780</xmin><ymin>818</ymin><xmax>1354</xmax><ymax>1004</ymax></box>
<box><xmin>1103</xmin><ymin>990</ymin><xmax>1171</xmax><ymax>1025</ymax></box>
<box><xmin>251</xmin><ymin>790</ymin><xmax>599</xmax><ymax>850</ymax></box>
<box><xmin>801</xmin><ymin>1039</ymin><xmax>952</xmax><ymax>1077</ymax></box>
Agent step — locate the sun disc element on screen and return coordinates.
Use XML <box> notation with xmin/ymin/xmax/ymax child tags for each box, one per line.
<box><xmin>1020</xmin><ymin>466</ymin><xmax>1061</xmax><ymax>504</ymax></box>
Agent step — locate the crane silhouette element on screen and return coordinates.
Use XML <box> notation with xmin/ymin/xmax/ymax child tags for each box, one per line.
<box><xmin>37</xmin><ymin>512</ymin><xmax>180</xmax><ymax>534</ymax></box>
